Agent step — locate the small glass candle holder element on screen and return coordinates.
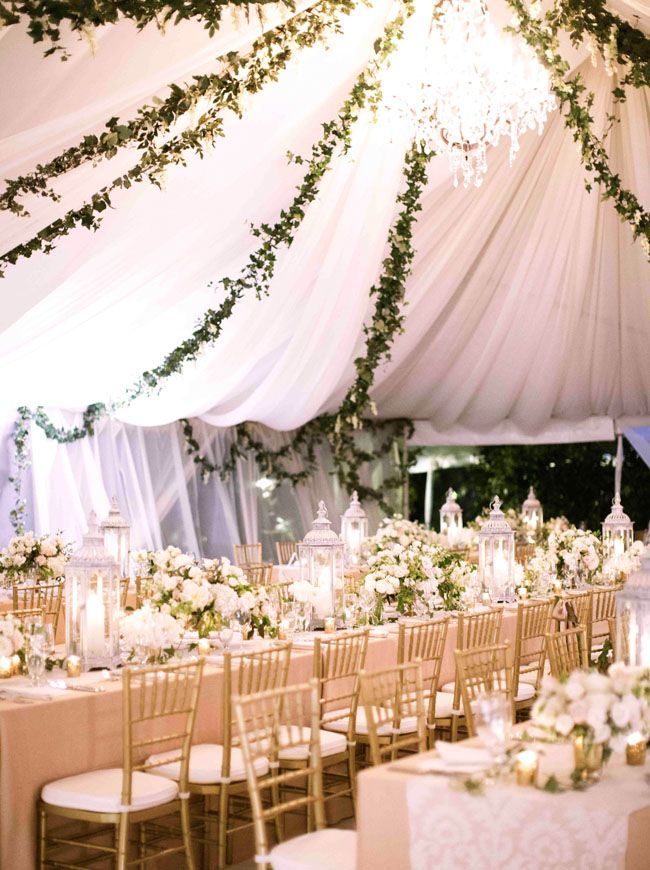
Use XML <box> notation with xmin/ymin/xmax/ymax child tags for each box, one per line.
<box><xmin>626</xmin><ymin>732</ymin><xmax>647</xmax><ymax>766</ymax></box>
<box><xmin>514</xmin><ymin>749</ymin><xmax>538</xmax><ymax>786</ymax></box>
<box><xmin>278</xmin><ymin>619</ymin><xmax>289</xmax><ymax>641</ymax></box>
<box><xmin>11</xmin><ymin>654</ymin><xmax>22</xmax><ymax>676</ymax></box>
<box><xmin>517</xmin><ymin>586</ymin><xmax>528</xmax><ymax>600</ymax></box>
<box><xmin>324</xmin><ymin>616</ymin><xmax>337</xmax><ymax>634</ymax></box>
<box><xmin>0</xmin><ymin>656</ymin><xmax>13</xmax><ymax>678</ymax></box>
<box><xmin>480</xmin><ymin>591</ymin><xmax>492</xmax><ymax>607</ymax></box>
<box><xmin>197</xmin><ymin>638</ymin><xmax>211</xmax><ymax>657</ymax></box>
<box><xmin>66</xmin><ymin>655</ymin><xmax>82</xmax><ymax>678</ymax></box>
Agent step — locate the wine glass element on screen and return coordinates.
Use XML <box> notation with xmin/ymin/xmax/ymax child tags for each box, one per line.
<box><xmin>27</xmin><ymin>626</ymin><xmax>48</xmax><ymax>687</ymax></box>
<box><xmin>470</xmin><ymin>693</ymin><xmax>512</xmax><ymax>775</ymax></box>
<box><xmin>357</xmin><ymin>588</ymin><xmax>376</xmax><ymax>625</ymax></box>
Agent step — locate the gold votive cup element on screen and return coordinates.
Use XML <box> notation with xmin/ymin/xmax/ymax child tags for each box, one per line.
<box><xmin>626</xmin><ymin>733</ymin><xmax>647</xmax><ymax>766</ymax></box>
<box><xmin>66</xmin><ymin>655</ymin><xmax>81</xmax><ymax>678</ymax></box>
<box><xmin>324</xmin><ymin>616</ymin><xmax>337</xmax><ymax>634</ymax></box>
<box><xmin>11</xmin><ymin>654</ymin><xmax>21</xmax><ymax>676</ymax></box>
<box><xmin>0</xmin><ymin>656</ymin><xmax>13</xmax><ymax>678</ymax></box>
<box><xmin>514</xmin><ymin>749</ymin><xmax>538</xmax><ymax>786</ymax></box>
<box><xmin>480</xmin><ymin>591</ymin><xmax>491</xmax><ymax>607</ymax></box>
<box><xmin>278</xmin><ymin>620</ymin><xmax>288</xmax><ymax>641</ymax></box>
<box><xmin>197</xmin><ymin>638</ymin><xmax>211</xmax><ymax>657</ymax></box>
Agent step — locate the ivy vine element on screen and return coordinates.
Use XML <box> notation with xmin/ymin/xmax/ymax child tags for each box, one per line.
<box><xmin>506</xmin><ymin>0</ymin><xmax>650</xmax><ymax>259</ymax></box>
<box><xmin>0</xmin><ymin>1</ymin><xmax>295</xmax><ymax>60</ymax></box>
<box><xmin>0</xmin><ymin>0</ymin><xmax>359</xmax><ymax>274</ymax></box>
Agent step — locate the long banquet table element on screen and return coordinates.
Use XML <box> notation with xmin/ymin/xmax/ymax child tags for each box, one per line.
<box><xmin>0</xmin><ymin>610</ymin><xmax>519</xmax><ymax>869</ymax></box>
<box><xmin>356</xmin><ymin>730</ymin><xmax>650</xmax><ymax>869</ymax></box>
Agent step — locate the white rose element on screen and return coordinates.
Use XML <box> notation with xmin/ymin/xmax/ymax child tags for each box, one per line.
<box><xmin>35</xmin><ymin>555</ymin><xmax>47</xmax><ymax>567</ymax></box>
<box><xmin>0</xmin><ymin>636</ymin><xmax>13</xmax><ymax>657</ymax></box>
<box><xmin>173</xmin><ymin>553</ymin><xmax>193</xmax><ymax>571</ymax></box>
<box><xmin>40</xmin><ymin>540</ymin><xmax>57</xmax><ymax>557</ymax></box>
<box><xmin>555</xmin><ymin>713</ymin><xmax>574</xmax><ymax>736</ymax></box>
<box><xmin>611</xmin><ymin>700</ymin><xmax>631</xmax><ymax>729</ymax></box>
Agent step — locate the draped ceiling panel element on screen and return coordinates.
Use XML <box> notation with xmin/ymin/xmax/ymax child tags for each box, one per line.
<box><xmin>0</xmin><ymin>0</ymin><xmax>649</xmax><ymax>448</ymax></box>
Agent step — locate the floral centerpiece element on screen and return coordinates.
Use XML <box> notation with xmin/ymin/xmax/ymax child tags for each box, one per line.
<box><xmin>546</xmin><ymin>527</ymin><xmax>601</xmax><ymax>587</ymax></box>
<box><xmin>0</xmin><ymin>531</ymin><xmax>70</xmax><ymax>585</ymax></box>
<box><xmin>603</xmin><ymin>539</ymin><xmax>645</xmax><ymax>581</ymax></box>
<box><xmin>203</xmin><ymin>556</ymin><xmax>273</xmax><ymax>637</ymax></box>
<box><xmin>120</xmin><ymin>602</ymin><xmax>184</xmax><ymax>664</ymax></box>
<box><xmin>362</xmin><ymin>540</ymin><xmax>473</xmax><ymax>616</ymax></box>
<box><xmin>367</xmin><ymin>516</ymin><xmax>435</xmax><ymax>553</ymax></box>
<box><xmin>0</xmin><ymin>613</ymin><xmax>25</xmax><ymax>660</ymax></box>
<box><xmin>531</xmin><ymin>664</ymin><xmax>650</xmax><ymax>779</ymax></box>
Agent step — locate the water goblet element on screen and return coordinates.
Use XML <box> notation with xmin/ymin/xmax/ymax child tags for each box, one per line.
<box><xmin>27</xmin><ymin>628</ymin><xmax>47</xmax><ymax>687</ymax></box>
<box><xmin>470</xmin><ymin>692</ymin><xmax>512</xmax><ymax>776</ymax></box>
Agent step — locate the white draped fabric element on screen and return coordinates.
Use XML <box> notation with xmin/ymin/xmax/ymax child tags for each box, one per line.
<box><xmin>0</xmin><ymin>0</ymin><xmax>648</xmax><ymax>546</ymax></box>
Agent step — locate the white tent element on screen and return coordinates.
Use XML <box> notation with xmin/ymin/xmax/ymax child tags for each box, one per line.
<box><xmin>0</xmin><ymin>0</ymin><xmax>648</xmax><ymax>549</ymax></box>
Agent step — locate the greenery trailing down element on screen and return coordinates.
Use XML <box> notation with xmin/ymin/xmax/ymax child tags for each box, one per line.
<box><xmin>0</xmin><ymin>1</ymin><xmax>295</xmax><ymax>60</ymax></box>
<box><xmin>180</xmin><ymin>141</ymin><xmax>432</xmax><ymax>508</ymax></box>
<box><xmin>0</xmin><ymin>0</ymin><xmax>358</xmax><ymax>221</ymax></box>
<box><xmin>8</xmin><ymin>1</ymin><xmax>415</xmax><ymax>529</ymax></box>
<box><xmin>506</xmin><ymin>0</ymin><xmax>650</xmax><ymax>259</ymax></box>
<box><xmin>0</xmin><ymin>0</ymin><xmax>360</xmax><ymax>274</ymax></box>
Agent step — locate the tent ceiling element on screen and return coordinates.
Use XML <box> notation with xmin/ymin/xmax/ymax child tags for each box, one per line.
<box><xmin>0</xmin><ymin>0</ymin><xmax>648</xmax><ymax>445</ymax></box>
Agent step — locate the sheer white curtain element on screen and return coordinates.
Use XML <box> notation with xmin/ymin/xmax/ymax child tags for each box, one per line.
<box><xmin>0</xmin><ymin>413</ymin><xmax>397</xmax><ymax>556</ymax></box>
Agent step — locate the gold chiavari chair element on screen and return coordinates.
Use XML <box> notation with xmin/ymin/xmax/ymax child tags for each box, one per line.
<box><xmin>359</xmin><ymin>662</ymin><xmax>426</xmax><ymax>766</ymax></box>
<box><xmin>148</xmin><ymin>643</ymin><xmax>291</xmax><ymax>868</ymax></box>
<box><xmin>234</xmin><ymin>680</ymin><xmax>356</xmax><ymax>870</ymax></box>
<box><xmin>313</xmin><ymin>629</ymin><xmax>369</xmax><ymax>812</ymax></box>
<box><xmin>564</xmin><ymin>590</ymin><xmax>592</xmax><ymax>633</ymax></box>
<box><xmin>515</xmin><ymin>544</ymin><xmax>536</xmax><ymax>566</ymax></box>
<box><xmin>511</xmin><ymin>599</ymin><xmax>555</xmax><ymax>715</ymax></box>
<box><xmin>39</xmin><ymin>658</ymin><xmax>204</xmax><ymax>869</ymax></box>
<box><xmin>609</xmin><ymin>609</ymin><xmax>629</xmax><ymax>664</ymax></box>
<box><xmin>275</xmin><ymin>540</ymin><xmax>298</xmax><ymax>565</ymax></box>
<box><xmin>590</xmin><ymin>588</ymin><xmax>617</xmax><ymax>657</ymax></box>
<box><xmin>234</xmin><ymin>544</ymin><xmax>263</xmax><ymax>566</ymax></box>
<box><xmin>546</xmin><ymin>627</ymin><xmax>589</xmax><ymax>678</ymax></box>
<box><xmin>455</xmin><ymin>643</ymin><xmax>514</xmax><ymax>738</ymax></box>
<box><xmin>240</xmin><ymin>563</ymin><xmax>274</xmax><ymax>587</ymax></box>
<box><xmin>397</xmin><ymin>617</ymin><xmax>449</xmax><ymax>747</ymax></box>
<box><xmin>438</xmin><ymin>608</ymin><xmax>503</xmax><ymax>740</ymax></box>
<box><xmin>5</xmin><ymin>607</ymin><xmax>45</xmax><ymax>623</ymax></box>
<box><xmin>120</xmin><ymin>576</ymin><xmax>131</xmax><ymax>610</ymax></box>
<box><xmin>13</xmin><ymin>582</ymin><xmax>63</xmax><ymax>638</ymax></box>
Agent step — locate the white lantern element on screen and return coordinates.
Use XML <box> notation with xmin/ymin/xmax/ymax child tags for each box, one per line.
<box><xmin>602</xmin><ymin>493</ymin><xmax>634</xmax><ymax>560</ymax></box>
<box><xmin>616</xmin><ymin>545</ymin><xmax>650</xmax><ymax>666</ymax></box>
<box><xmin>100</xmin><ymin>496</ymin><xmax>131</xmax><ymax>577</ymax></box>
<box><xmin>521</xmin><ymin>486</ymin><xmax>543</xmax><ymax>541</ymax></box>
<box><xmin>340</xmin><ymin>492</ymin><xmax>369</xmax><ymax>567</ymax></box>
<box><xmin>478</xmin><ymin>496</ymin><xmax>515</xmax><ymax>600</ymax></box>
<box><xmin>65</xmin><ymin>511</ymin><xmax>120</xmax><ymax>671</ymax></box>
<box><xmin>440</xmin><ymin>488</ymin><xmax>463</xmax><ymax>546</ymax></box>
<box><xmin>298</xmin><ymin>501</ymin><xmax>345</xmax><ymax>628</ymax></box>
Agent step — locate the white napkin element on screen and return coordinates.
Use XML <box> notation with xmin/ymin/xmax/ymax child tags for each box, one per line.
<box><xmin>433</xmin><ymin>741</ymin><xmax>493</xmax><ymax>770</ymax></box>
<box><xmin>369</xmin><ymin>627</ymin><xmax>389</xmax><ymax>638</ymax></box>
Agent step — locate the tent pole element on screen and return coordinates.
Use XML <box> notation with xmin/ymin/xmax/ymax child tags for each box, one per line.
<box><xmin>402</xmin><ymin>429</ymin><xmax>410</xmax><ymax>518</ymax></box>
<box><xmin>424</xmin><ymin>466</ymin><xmax>434</xmax><ymax>528</ymax></box>
<box><xmin>614</xmin><ymin>429</ymin><xmax>624</xmax><ymax>496</ymax></box>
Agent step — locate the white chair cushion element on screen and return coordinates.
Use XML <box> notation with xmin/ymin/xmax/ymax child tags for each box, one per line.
<box><xmin>433</xmin><ymin>691</ymin><xmax>459</xmax><ymax>718</ymax></box>
<box><xmin>147</xmin><ymin>743</ymin><xmax>269</xmax><ymax>785</ymax></box>
<box><xmin>42</xmin><ymin>768</ymin><xmax>178</xmax><ymax>813</ymax></box>
<box><xmin>514</xmin><ymin>682</ymin><xmax>536</xmax><ymax>702</ymax></box>
<box><xmin>278</xmin><ymin>726</ymin><xmax>347</xmax><ymax>761</ymax></box>
<box><xmin>324</xmin><ymin>707</ymin><xmax>418</xmax><ymax>737</ymax></box>
<box><xmin>439</xmin><ymin>681</ymin><xmax>455</xmax><ymax>694</ymax></box>
<box><xmin>270</xmin><ymin>828</ymin><xmax>356</xmax><ymax>870</ymax></box>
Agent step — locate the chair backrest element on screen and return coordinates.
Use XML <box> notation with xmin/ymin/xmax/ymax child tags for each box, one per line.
<box><xmin>546</xmin><ymin>627</ymin><xmax>589</xmax><ymax>678</ymax></box>
<box><xmin>591</xmin><ymin>588</ymin><xmax>617</xmax><ymax>652</ymax></box>
<box><xmin>234</xmin><ymin>544</ymin><xmax>263</xmax><ymax>566</ymax></box>
<box><xmin>221</xmin><ymin>644</ymin><xmax>292</xmax><ymax>780</ymax></box>
<box><xmin>241</xmin><ymin>563</ymin><xmax>274</xmax><ymax>587</ymax></box>
<box><xmin>4</xmin><ymin>607</ymin><xmax>45</xmax><ymax>624</ymax></box>
<box><xmin>275</xmin><ymin>541</ymin><xmax>298</xmax><ymax>565</ymax></box>
<box><xmin>610</xmin><ymin>610</ymin><xmax>629</xmax><ymax>664</ymax></box>
<box><xmin>565</xmin><ymin>591</ymin><xmax>592</xmax><ymax>630</ymax></box>
<box><xmin>313</xmin><ymin>629</ymin><xmax>369</xmax><ymax>740</ymax></box>
<box><xmin>360</xmin><ymin>661</ymin><xmax>426</xmax><ymax>765</ymax></box>
<box><xmin>120</xmin><ymin>576</ymin><xmax>131</xmax><ymax>609</ymax></box>
<box><xmin>512</xmin><ymin>600</ymin><xmax>554</xmax><ymax>692</ymax></box>
<box><xmin>234</xmin><ymin>680</ymin><xmax>325</xmax><ymax>868</ymax></box>
<box><xmin>123</xmin><ymin>658</ymin><xmax>204</xmax><ymax>807</ymax></box>
<box><xmin>398</xmin><ymin>617</ymin><xmax>449</xmax><ymax>730</ymax></box>
<box><xmin>454</xmin><ymin>643</ymin><xmax>513</xmax><ymax>738</ymax></box>
<box><xmin>453</xmin><ymin>608</ymin><xmax>503</xmax><ymax>707</ymax></box>
<box><xmin>12</xmin><ymin>582</ymin><xmax>63</xmax><ymax>636</ymax></box>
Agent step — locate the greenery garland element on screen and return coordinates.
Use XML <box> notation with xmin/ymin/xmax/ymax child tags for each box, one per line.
<box><xmin>0</xmin><ymin>0</ymin><xmax>359</xmax><ymax>274</ymax></box>
<box><xmin>181</xmin><ymin>141</ymin><xmax>431</xmax><ymax>509</ymax></box>
<box><xmin>506</xmin><ymin>0</ymin><xmax>650</xmax><ymax>259</ymax></box>
<box><xmin>0</xmin><ymin>1</ymin><xmax>295</xmax><ymax>60</ymax></box>
<box><xmin>8</xmin><ymin>1</ymin><xmax>414</xmax><ymax>529</ymax></box>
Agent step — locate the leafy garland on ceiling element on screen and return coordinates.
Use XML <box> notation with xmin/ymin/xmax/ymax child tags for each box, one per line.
<box><xmin>0</xmin><ymin>1</ymin><xmax>295</xmax><ymax>60</ymax></box>
<box><xmin>0</xmin><ymin>0</ymin><xmax>360</xmax><ymax>275</ymax></box>
<box><xmin>8</xmin><ymin>0</ymin><xmax>416</xmax><ymax>532</ymax></box>
<box><xmin>506</xmin><ymin>0</ymin><xmax>650</xmax><ymax>257</ymax></box>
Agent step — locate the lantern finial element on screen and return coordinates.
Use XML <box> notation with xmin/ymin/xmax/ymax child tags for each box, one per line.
<box><xmin>528</xmin><ymin>486</ymin><xmax>535</xmax><ymax>499</ymax></box>
<box><xmin>490</xmin><ymin>496</ymin><xmax>502</xmax><ymax>514</ymax></box>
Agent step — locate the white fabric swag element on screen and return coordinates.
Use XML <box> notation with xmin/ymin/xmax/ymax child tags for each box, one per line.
<box><xmin>0</xmin><ymin>0</ymin><xmax>648</xmax><ymax>547</ymax></box>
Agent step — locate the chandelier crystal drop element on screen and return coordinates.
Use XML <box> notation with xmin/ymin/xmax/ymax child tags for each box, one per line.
<box><xmin>384</xmin><ymin>0</ymin><xmax>556</xmax><ymax>188</ymax></box>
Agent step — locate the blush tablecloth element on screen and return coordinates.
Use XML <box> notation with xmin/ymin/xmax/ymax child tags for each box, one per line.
<box><xmin>357</xmin><ymin>740</ymin><xmax>650</xmax><ymax>870</ymax></box>
<box><xmin>0</xmin><ymin>611</ymin><xmax>518</xmax><ymax>868</ymax></box>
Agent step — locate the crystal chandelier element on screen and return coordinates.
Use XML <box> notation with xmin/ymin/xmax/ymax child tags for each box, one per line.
<box><xmin>384</xmin><ymin>0</ymin><xmax>556</xmax><ymax>188</ymax></box>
